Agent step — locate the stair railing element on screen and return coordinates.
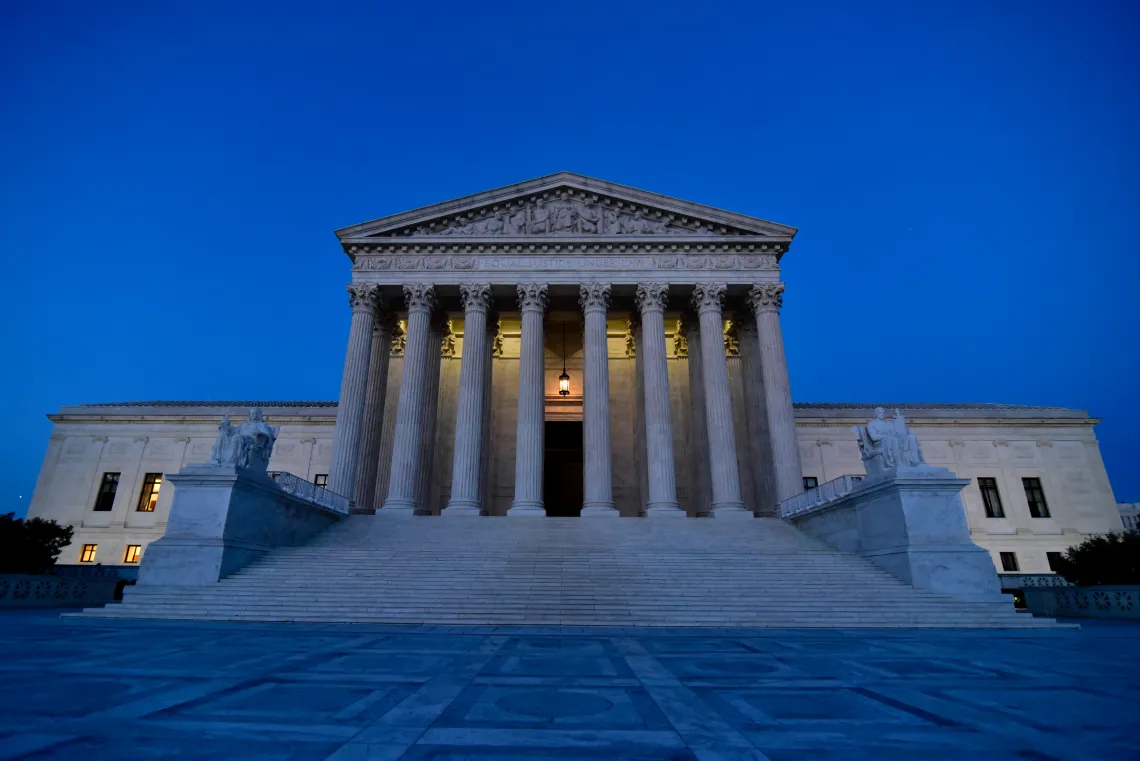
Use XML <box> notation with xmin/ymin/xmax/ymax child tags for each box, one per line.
<box><xmin>777</xmin><ymin>474</ymin><xmax>863</xmax><ymax>520</ymax></box>
<box><xmin>273</xmin><ymin>472</ymin><xmax>354</xmax><ymax>515</ymax></box>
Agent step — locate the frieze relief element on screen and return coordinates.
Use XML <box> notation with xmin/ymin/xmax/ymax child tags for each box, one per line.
<box><xmin>353</xmin><ymin>254</ymin><xmax>779</xmax><ymax>272</ymax></box>
<box><xmin>379</xmin><ymin>190</ymin><xmax>752</xmax><ymax>238</ymax></box>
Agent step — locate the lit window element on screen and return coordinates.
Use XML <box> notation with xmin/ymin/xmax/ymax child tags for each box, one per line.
<box><xmin>314</xmin><ymin>474</ymin><xmax>328</xmax><ymax>488</ymax></box>
<box><xmin>79</xmin><ymin>544</ymin><xmax>97</xmax><ymax>563</ymax></box>
<box><xmin>93</xmin><ymin>472</ymin><xmax>120</xmax><ymax>512</ymax></box>
<box><xmin>1047</xmin><ymin>551</ymin><xmax>1064</xmax><ymax>572</ymax></box>
<box><xmin>802</xmin><ymin>477</ymin><xmax>819</xmax><ymax>490</ymax></box>
<box><xmin>1000</xmin><ymin>552</ymin><xmax>1019</xmax><ymax>572</ymax></box>
<box><xmin>978</xmin><ymin>477</ymin><xmax>1005</xmax><ymax>518</ymax></box>
<box><xmin>136</xmin><ymin>473</ymin><xmax>163</xmax><ymax>512</ymax></box>
<box><xmin>1022</xmin><ymin>478</ymin><xmax>1050</xmax><ymax>518</ymax></box>
<box><xmin>123</xmin><ymin>545</ymin><xmax>142</xmax><ymax>564</ymax></box>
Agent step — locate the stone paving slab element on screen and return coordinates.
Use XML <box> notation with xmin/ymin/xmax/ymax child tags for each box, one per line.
<box><xmin>0</xmin><ymin>610</ymin><xmax>1136</xmax><ymax>760</ymax></box>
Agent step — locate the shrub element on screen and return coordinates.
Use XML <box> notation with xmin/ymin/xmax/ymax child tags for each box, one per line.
<box><xmin>0</xmin><ymin>513</ymin><xmax>74</xmax><ymax>575</ymax></box>
<box><xmin>1051</xmin><ymin>531</ymin><xmax>1140</xmax><ymax>587</ymax></box>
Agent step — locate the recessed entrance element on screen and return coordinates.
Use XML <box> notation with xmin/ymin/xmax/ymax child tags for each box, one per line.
<box><xmin>544</xmin><ymin>421</ymin><xmax>583</xmax><ymax>517</ymax></box>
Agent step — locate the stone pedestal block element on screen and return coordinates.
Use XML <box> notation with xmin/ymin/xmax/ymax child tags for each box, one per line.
<box><xmin>791</xmin><ymin>466</ymin><xmax>1005</xmax><ymax>603</ymax></box>
<box><xmin>138</xmin><ymin>465</ymin><xmax>342</xmax><ymax>587</ymax></box>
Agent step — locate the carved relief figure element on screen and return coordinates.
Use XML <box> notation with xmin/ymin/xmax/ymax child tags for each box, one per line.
<box><xmin>505</xmin><ymin>207</ymin><xmax>527</xmax><ymax>234</ymax></box>
<box><xmin>551</xmin><ymin>201</ymin><xmax>575</xmax><ymax>232</ymax></box>
<box><xmin>527</xmin><ymin>201</ymin><xmax>551</xmax><ymax>234</ymax></box>
<box><xmin>602</xmin><ymin>208</ymin><xmax>621</xmax><ymax>234</ymax></box>
<box><xmin>575</xmin><ymin>202</ymin><xmax>600</xmax><ymax>233</ymax></box>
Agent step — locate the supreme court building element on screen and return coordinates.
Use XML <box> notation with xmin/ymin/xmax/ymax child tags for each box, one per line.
<box><xmin>27</xmin><ymin>174</ymin><xmax>1124</xmax><ymax>575</ymax></box>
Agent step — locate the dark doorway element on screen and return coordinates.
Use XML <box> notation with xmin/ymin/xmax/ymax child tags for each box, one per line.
<box><xmin>544</xmin><ymin>421</ymin><xmax>583</xmax><ymax>517</ymax></box>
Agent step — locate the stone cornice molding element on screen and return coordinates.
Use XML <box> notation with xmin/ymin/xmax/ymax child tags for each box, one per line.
<box><xmin>691</xmin><ymin>283</ymin><xmax>727</xmax><ymax>316</ymax></box>
<box><xmin>579</xmin><ymin>283</ymin><xmax>612</xmax><ymax>315</ymax></box>
<box><xmin>458</xmin><ymin>284</ymin><xmax>493</xmax><ymax>314</ymax></box>
<box><xmin>516</xmin><ymin>283</ymin><xmax>549</xmax><ymax>314</ymax></box>
<box><xmin>635</xmin><ymin>283</ymin><xmax>669</xmax><ymax>314</ymax></box>
<box><xmin>402</xmin><ymin>283</ymin><xmax>437</xmax><ymax>315</ymax></box>
<box><xmin>747</xmin><ymin>282</ymin><xmax>785</xmax><ymax>315</ymax></box>
<box><xmin>347</xmin><ymin>283</ymin><xmax>381</xmax><ymax>313</ymax></box>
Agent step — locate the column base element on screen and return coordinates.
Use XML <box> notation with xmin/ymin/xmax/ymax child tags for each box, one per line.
<box><xmin>378</xmin><ymin>498</ymin><xmax>417</xmax><ymax>516</ymax></box>
<box><xmin>508</xmin><ymin>501</ymin><xmax>546</xmax><ymax>517</ymax></box>
<box><xmin>710</xmin><ymin>502</ymin><xmax>753</xmax><ymax>519</ymax></box>
<box><xmin>442</xmin><ymin>500</ymin><xmax>482</xmax><ymax>516</ymax></box>
<box><xmin>581</xmin><ymin>502</ymin><xmax>619</xmax><ymax>517</ymax></box>
<box><xmin>645</xmin><ymin>502</ymin><xmax>685</xmax><ymax>518</ymax></box>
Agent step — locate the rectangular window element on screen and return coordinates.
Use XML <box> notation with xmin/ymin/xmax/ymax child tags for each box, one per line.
<box><xmin>1000</xmin><ymin>552</ymin><xmax>1019</xmax><ymax>572</ymax></box>
<box><xmin>802</xmin><ymin>476</ymin><xmax>819</xmax><ymax>490</ymax></box>
<box><xmin>1023</xmin><ymin>477</ymin><xmax>1051</xmax><ymax>518</ymax></box>
<box><xmin>136</xmin><ymin>473</ymin><xmax>163</xmax><ymax>512</ymax></box>
<box><xmin>123</xmin><ymin>545</ymin><xmax>142</xmax><ymax>564</ymax></box>
<box><xmin>93</xmin><ymin>472</ymin><xmax>120</xmax><ymax>511</ymax></box>
<box><xmin>314</xmin><ymin>474</ymin><xmax>328</xmax><ymax>488</ymax></box>
<box><xmin>978</xmin><ymin>477</ymin><xmax>1005</xmax><ymax>518</ymax></box>
<box><xmin>1047</xmin><ymin>551</ymin><xmax>1064</xmax><ymax>572</ymax></box>
<box><xmin>269</xmin><ymin>471</ymin><xmax>282</xmax><ymax>480</ymax></box>
<box><xmin>79</xmin><ymin>544</ymin><xmax>97</xmax><ymax>563</ymax></box>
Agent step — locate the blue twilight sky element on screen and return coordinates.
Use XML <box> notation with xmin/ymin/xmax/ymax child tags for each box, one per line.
<box><xmin>2</xmin><ymin>1</ymin><xmax>1138</xmax><ymax>515</ymax></box>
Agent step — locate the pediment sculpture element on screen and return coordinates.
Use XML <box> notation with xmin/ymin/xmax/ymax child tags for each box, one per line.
<box><xmin>394</xmin><ymin>194</ymin><xmax>743</xmax><ymax>237</ymax></box>
<box><xmin>853</xmin><ymin>407</ymin><xmax>926</xmax><ymax>475</ymax></box>
<box><xmin>208</xmin><ymin>407</ymin><xmax>280</xmax><ymax>472</ymax></box>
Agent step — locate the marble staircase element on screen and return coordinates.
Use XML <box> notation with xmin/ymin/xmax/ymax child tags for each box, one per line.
<box><xmin>80</xmin><ymin>516</ymin><xmax>1057</xmax><ymax>627</ymax></box>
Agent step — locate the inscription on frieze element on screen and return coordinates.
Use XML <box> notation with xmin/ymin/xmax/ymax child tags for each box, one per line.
<box><xmin>352</xmin><ymin>254</ymin><xmax>778</xmax><ymax>272</ymax></box>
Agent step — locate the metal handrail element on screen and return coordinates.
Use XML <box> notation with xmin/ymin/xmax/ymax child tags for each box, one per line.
<box><xmin>273</xmin><ymin>472</ymin><xmax>353</xmax><ymax>515</ymax></box>
<box><xmin>778</xmin><ymin>474</ymin><xmax>863</xmax><ymax>519</ymax></box>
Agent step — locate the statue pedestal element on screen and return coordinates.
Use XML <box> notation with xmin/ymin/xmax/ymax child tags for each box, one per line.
<box><xmin>791</xmin><ymin>465</ymin><xmax>1005</xmax><ymax>604</ymax></box>
<box><xmin>138</xmin><ymin>465</ymin><xmax>342</xmax><ymax>587</ymax></box>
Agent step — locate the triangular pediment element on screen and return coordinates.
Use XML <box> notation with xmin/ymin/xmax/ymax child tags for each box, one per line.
<box><xmin>335</xmin><ymin>172</ymin><xmax>796</xmax><ymax>241</ymax></box>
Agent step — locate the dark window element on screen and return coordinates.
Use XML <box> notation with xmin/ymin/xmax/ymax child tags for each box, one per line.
<box><xmin>268</xmin><ymin>472</ymin><xmax>282</xmax><ymax>480</ymax></box>
<box><xmin>314</xmin><ymin>474</ymin><xmax>328</xmax><ymax>488</ymax></box>
<box><xmin>93</xmin><ymin>473</ymin><xmax>120</xmax><ymax>512</ymax></box>
<box><xmin>123</xmin><ymin>545</ymin><xmax>141</xmax><ymax>564</ymax></box>
<box><xmin>1000</xmin><ymin>552</ymin><xmax>1019</xmax><ymax>572</ymax></box>
<box><xmin>136</xmin><ymin>473</ymin><xmax>163</xmax><ymax>512</ymax></box>
<box><xmin>802</xmin><ymin>477</ymin><xmax>819</xmax><ymax>490</ymax></box>
<box><xmin>79</xmin><ymin>544</ymin><xmax>97</xmax><ymax>563</ymax></box>
<box><xmin>978</xmin><ymin>477</ymin><xmax>1005</xmax><ymax>518</ymax></box>
<box><xmin>1047</xmin><ymin>551</ymin><xmax>1065</xmax><ymax>572</ymax></box>
<box><xmin>850</xmin><ymin>475</ymin><xmax>864</xmax><ymax>482</ymax></box>
<box><xmin>1023</xmin><ymin>477</ymin><xmax>1051</xmax><ymax>518</ymax></box>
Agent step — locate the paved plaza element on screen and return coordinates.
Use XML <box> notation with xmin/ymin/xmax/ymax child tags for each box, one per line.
<box><xmin>0</xmin><ymin>611</ymin><xmax>1136</xmax><ymax>760</ymax></box>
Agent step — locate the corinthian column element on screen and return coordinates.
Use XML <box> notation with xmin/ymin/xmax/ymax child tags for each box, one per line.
<box><xmin>380</xmin><ymin>283</ymin><xmax>436</xmax><ymax>515</ymax></box>
<box><xmin>353</xmin><ymin>310</ymin><xmax>396</xmax><ymax>513</ymax></box>
<box><xmin>580</xmin><ymin>283</ymin><xmax>618</xmax><ymax>517</ymax></box>
<box><xmin>636</xmin><ymin>283</ymin><xmax>683</xmax><ymax>517</ymax></box>
<box><xmin>734</xmin><ymin>311</ymin><xmax>776</xmax><ymax>515</ymax></box>
<box><xmin>328</xmin><ymin>283</ymin><xmax>379</xmax><ymax>498</ymax></box>
<box><xmin>445</xmin><ymin>284</ymin><xmax>493</xmax><ymax>516</ymax></box>
<box><xmin>748</xmin><ymin>282</ymin><xmax>804</xmax><ymax>505</ymax></box>
<box><xmin>692</xmin><ymin>283</ymin><xmax>750</xmax><ymax>518</ymax></box>
<box><xmin>509</xmin><ymin>283</ymin><xmax>548</xmax><ymax>516</ymax></box>
<box><xmin>680</xmin><ymin>312</ymin><xmax>712</xmax><ymax>516</ymax></box>
<box><xmin>414</xmin><ymin>314</ymin><xmax>447</xmax><ymax>514</ymax></box>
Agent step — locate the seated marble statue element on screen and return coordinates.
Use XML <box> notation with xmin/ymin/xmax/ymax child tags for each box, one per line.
<box><xmin>208</xmin><ymin>407</ymin><xmax>280</xmax><ymax>472</ymax></box>
<box><xmin>853</xmin><ymin>407</ymin><xmax>925</xmax><ymax>474</ymax></box>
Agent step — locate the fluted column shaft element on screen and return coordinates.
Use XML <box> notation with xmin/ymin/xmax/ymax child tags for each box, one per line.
<box><xmin>681</xmin><ymin>313</ymin><xmax>712</xmax><ymax>516</ymax></box>
<box><xmin>353</xmin><ymin>311</ymin><xmax>396</xmax><ymax>513</ymax></box>
<box><xmin>735</xmin><ymin>314</ymin><xmax>776</xmax><ymax>515</ymax></box>
<box><xmin>580</xmin><ymin>283</ymin><xmax>618</xmax><ymax>516</ymax></box>
<box><xmin>414</xmin><ymin>316</ymin><xmax>445</xmax><ymax>514</ymax></box>
<box><xmin>329</xmin><ymin>284</ymin><xmax>379</xmax><ymax>498</ymax></box>
<box><xmin>749</xmin><ymin>282</ymin><xmax>804</xmax><ymax>505</ymax></box>
<box><xmin>692</xmin><ymin>283</ymin><xmax>750</xmax><ymax>517</ymax></box>
<box><xmin>445</xmin><ymin>285</ymin><xmax>492</xmax><ymax>515</ymax></box>
<box><xmin>381</xmin><ymin>284</ymin><xmax>436</xmax><ymax>515</ymax></box>
<box><xmin>636</xmin><ymin>283</ymin><xmax>683</xmax><ymax>516</ymax></box>
<box><xmin>509</xmin><ymin>283</ymin><xmax>548</xmax><ymax>516</ymax></box>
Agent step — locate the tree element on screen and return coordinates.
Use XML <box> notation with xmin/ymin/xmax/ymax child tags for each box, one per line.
<box><xmin>0</xmin><ymin>513</ymin><xmax>74</xmax><ymax>575</ymax></box>
<box><xmin>1051</xmin><ymin>531</ymin><xmax>1140</xmax><ymax>587</ymax></box>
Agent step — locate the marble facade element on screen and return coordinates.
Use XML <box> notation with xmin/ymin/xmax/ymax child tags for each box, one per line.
<box><xmin>25</xmin><ymin>173</ymin><xmax>1125</xmax><ymax>576</ymax></box>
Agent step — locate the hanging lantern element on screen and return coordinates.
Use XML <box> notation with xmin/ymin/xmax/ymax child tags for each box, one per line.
<box><xmin>559</xmin><ymin>323</ymin><xmax>571</xmax><ymax>396</ymax></box>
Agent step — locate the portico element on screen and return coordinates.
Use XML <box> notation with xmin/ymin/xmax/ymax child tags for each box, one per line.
<box><xmin>327</xmin><ymin>173</ymin><xmax>805</xmax><ymax>517</ymax></box>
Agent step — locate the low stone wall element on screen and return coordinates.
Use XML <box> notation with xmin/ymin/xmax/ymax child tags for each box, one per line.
<box><xmin>1023</xmin><ymin>585</ymin><xmax>1139</xmax><ymax>620</ymax></box>
<box><xmin>0</xmin><ymin>574</ymin><xmax>119</xmax><ymax>608</ymax></box>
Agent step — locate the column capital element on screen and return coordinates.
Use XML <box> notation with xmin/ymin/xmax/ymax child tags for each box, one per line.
<box><xmin>516</xmin><ymin>282</ymin><xmax>549</xmax><ymax>314</ymax></box>
<box><xmin>347</xmin><ymin>283</ymin><xmax>381</xmax><ymax>314</ymax></box>
<box><xmin>403</xmin><ymin>283</ymin><xmax>437</xmax><ymax>315</ymax></box>
<box><xmin>459</xmin><ymin>284</ymin><xmax>493</xmax><ymax>314</ymax></box>
<box><xmin>747</xmin><ymin>282</ymin><xmax>785</xmax><ymax>315</ymax></box>
<box><xmin>635</xmin><ymin>283</ymin><xmax>669</xmax><ymax>314</ymax></box>
<box><xmin>579</xmin><ymin>283</ymin><xmax>612</xmax><ymax>314</ymax></box>
<box><xmin>691</xmin><ymin>283</ymin><xmax>727</xmax><ymax>316</ymax></box>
